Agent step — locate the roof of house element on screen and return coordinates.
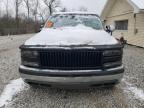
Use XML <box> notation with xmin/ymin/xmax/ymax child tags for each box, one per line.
<box><xmin>129</xmin><ymin>0</ymin><xmax>144</xmax><ymax>10</ymax></box>
<box><xmin>101</xmin><ymin>0</ymin><xmax>144</xmax><ymax>19</ymax></box>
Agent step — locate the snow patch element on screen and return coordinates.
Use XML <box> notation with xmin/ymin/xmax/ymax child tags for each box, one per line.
<box><xmin>0</xmin><ymin>78</ymin><xmax>29</xmax><ymax>107</ymax></box>
<box><xmin>122</xmin><ymin>77</ymin><xmax>144</xmax><ymax>101</ymax></box>
<box><xmin>127</xmin><ymin>86</ymin><xmax>144</xmax><ymax>100</ymax></box>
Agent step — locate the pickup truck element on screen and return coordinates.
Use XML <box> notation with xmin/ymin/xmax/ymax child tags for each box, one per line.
<box><xmin>19</xmin><ymin>12</ymin><xmax>124</xmax><ymax>87</ymax></box>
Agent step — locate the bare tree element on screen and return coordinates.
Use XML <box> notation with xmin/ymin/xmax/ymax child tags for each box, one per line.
<box><xmin>43</xmin><ymin>0</ymin><xmax>60</xmax><ymax>15</ymax></box>
<box><xmin>4</xmin><ymin>0</ymin><xmax>9</xmax><ymax>19</ymax></box>
<box><xmin>79</xmin><ymin>6</ymin><xmax>88</xmax><ymax>12</ymax></box>
<box><xmin>31</xmin><ymin>0</ymin><xmax>39</xmax><ymax>22</ymax></box>
<box><xmin>61</xmin><ymin>7</ymin><xmax>67</xmax><ymax>12</ymax></box>
<box><xmin>31</xmin><ymin>0</ymin><xmax>39</xmax><ymax>32</ymax></box>
<box><xmin>23</xmin><ymin>0</ymin><xmax>31</xmax><ymax>21</ymax></box>
<box><xmin>2</xmin><ymin>0</ymin><xmax>11</xmax><ymax>28</ymax></box>
<box><xmin>15</xmin><ymin>0</ymin><xmax>22</xmax><ymax>28</ymax></box>
<box><xmin>0</xmin><ymin>1</ymin><xmax>2</xmax><ymax>18</ymax></box>
<box><xmin>38</xmin><ymin>6</ymin><xmax>49</xmax><ymax>23</ymax></box>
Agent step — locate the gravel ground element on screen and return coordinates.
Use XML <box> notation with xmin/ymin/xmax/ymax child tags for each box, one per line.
<box><xmin>0</xmin><ymin>34</ymin><xmax>144</xmax><ymax>108</ymax></box>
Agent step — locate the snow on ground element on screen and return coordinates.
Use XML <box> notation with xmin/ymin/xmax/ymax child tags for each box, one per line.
<box><xmin>0</xmin><ymin>78</ymin><xmax>29</xmax><ymax>107</ymax></box>
<box><xmin>122</xmin><ymin>77</ymin><xmax>144</xmax><ymax>101</ymax></box>
<box><xmin>127</xmin><ymin>86</ymin><xmax>144</xmax><ymax>100</ymax></box>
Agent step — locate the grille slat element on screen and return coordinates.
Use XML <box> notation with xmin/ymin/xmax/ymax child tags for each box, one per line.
<box><xmin>39</xmin><ymin>50</ymin><xmax>102</xmax><ymax>70</ymax></box>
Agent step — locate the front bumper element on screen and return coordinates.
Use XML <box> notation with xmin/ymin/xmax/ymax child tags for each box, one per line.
<box><xmin>19</xmin><ymin>65</ymin><xmax>124</xmax><ymax>86</ymax></box>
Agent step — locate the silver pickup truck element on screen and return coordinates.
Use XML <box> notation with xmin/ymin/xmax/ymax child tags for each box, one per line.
<box><xmin>19</xmin><ymin>12</ymin><xmax>124</xmax><ymax>87</ymax></box>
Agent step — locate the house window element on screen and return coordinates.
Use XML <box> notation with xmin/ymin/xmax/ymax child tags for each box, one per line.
<box><xmin>115</xmin><ymin>20</ymin><xmax>128</xmax><ymax>30</ymax></box>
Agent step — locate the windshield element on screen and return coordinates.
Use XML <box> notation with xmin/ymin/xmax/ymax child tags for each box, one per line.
<box><xmin>45</xmin><ymin>14</ymin><xmax>103</xmax><ymax>30</ymax></box>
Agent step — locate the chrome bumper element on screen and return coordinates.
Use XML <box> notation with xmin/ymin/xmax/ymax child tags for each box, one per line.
<box><xmin>19</xmin><ymin>65</ymin><xmax>124</xmax><ymax>85</ymax></box>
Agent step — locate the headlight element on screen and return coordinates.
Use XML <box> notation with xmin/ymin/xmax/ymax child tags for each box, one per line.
<box><xmin>22</xmin><ymin>61</ymin><xmax>39</xmax><ymax>67</ymax></box>
<box><xmin>21</xmin><ymin>50</ymin><xmax>39</xmax><ymax>67</ymax></box>
<box><xmin>103</xmin><ymin>61</ymin><xmax>122</xmax><ymax>68</ymax></box>
<box><xmin>21</xmin><ymin>50</ymin><xmax>38</xmax><ymax>58</ymax></box>
<box><xmin>103</xmin><ymin>49</ymin><xmax>123</xmax><ymax>68</ymax></box>
<box><xmin>103</xmin><ymin>50</ymin><xmax>122</xmax><ymax>56</ymax></box>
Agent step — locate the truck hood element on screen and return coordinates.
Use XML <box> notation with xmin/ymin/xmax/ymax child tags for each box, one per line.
<box><xmin>25</xmin><ymin>26</ymin><xmax>118</xmax><ymax>46</ymax></box>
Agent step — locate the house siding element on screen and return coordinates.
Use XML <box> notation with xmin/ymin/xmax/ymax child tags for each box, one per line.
<box><xmin>106</xmin><ymin>13</ymin><xmax>134</xmax><ymax>38</ymax></box>
<box><xmin>136</xmin><ymin>13</ymin><xmax>144</xmax><ymax>37</ymax></box>
<box><xmin>104</xmin><ymin>0</ymin><xmax>144</xmax><ymax>47</ymax></box>
<box><xmin>131</xmin><ymin>13</ymin><xmax>144</xmax><ymax>47</ymax></box>
<box><xmin>107</xmin><ymin>0</ymin><xmax>133</xmax><ymax>18</ymax></box>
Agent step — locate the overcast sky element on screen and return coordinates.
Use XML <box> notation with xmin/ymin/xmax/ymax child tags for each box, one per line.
<box><xmin>0</xmin><ymin>0</ymin><xmax>107</xmax><ymax>17</ymax></box>
<box><xmin>61</xmin><ymin>0</ymin><xmax>107</xmax><ymax>14</ymax></box>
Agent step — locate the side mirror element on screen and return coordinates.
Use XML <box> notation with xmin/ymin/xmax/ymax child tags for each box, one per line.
<box><xmin>109</xmin><ymin>25</ymin><xmax>115</xmax><ymax>32</ymax></box>
<box><xmin>105</xmin><ymin>25</ymin><xmax>115</xmax><ymax>35</ymax></box>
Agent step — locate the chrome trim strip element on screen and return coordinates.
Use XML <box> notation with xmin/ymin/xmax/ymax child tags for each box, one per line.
<box><xmin>20</xmin><ymin>65</ymin><xmax>124</xmax><ymax>73</ymax></box>
<box><xmin>20</xmin><ymin>73</ymin><xmax>123</xmax><ymax>83</ymax></box>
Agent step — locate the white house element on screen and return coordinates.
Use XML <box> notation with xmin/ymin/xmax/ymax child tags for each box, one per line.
<box><xmin>101</xmin><ymin>0</ymin><xmax>144</xmax><ymax>47</ymax></box>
